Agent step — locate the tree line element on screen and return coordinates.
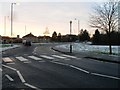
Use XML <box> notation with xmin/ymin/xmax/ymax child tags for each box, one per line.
<box><xmin>51</xmin><ymin>29</ymin><xmax>120</xmax><ymax>45</ymax></box>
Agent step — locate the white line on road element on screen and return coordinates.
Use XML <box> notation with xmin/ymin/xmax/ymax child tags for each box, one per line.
<box><xmin>2</xmin><ymin>64</ymin><xmax>17</xmax><ymax>71</ymax></box>
<box><xmin>16</xmin><ymin>70</ymin><xmax>26</xmax><ymax>83</ymax></box>
<box><xmin>28</xmin><ymin>56</ymin><xmax>42</xmax><ymax>60</ymax></box>
<box><xmin>91</xmin><ymin>72</ymin><xmax>120</xmax><ymax>80</ymax></box>
<box><xmin>5</xmin><ymin>74</ymin><xmax>14</xmax><ymax>81</ymax></box>
<box><xmin>69</xmin><ymin>65</ymin><xmax>89</xmax><ymax>74</ymax></box>
<box><xmin>16</xmin><ymin>57</ymin><xmax>28</xmax><ymax>62</ymax></box>
<box><xmin>0</xmin><ymin>68</ymin><xmax>2</xmax><ymax>71</ymax></box>
<box><xmin>52</xmin><ymin>55</ymin><xmax>66</xmax><ymax>59</ymax></box>
<box><xmin>62</xmin><ymin>54</ymin><xmax>78</xmax><ymax>59</ymax></box>
<box><xmin>23</xmin><ymin>61</ymin><xmax>31</xmax><ymax>63</ymax></box>
<box><xmin>24</xmin><ymin>83</ymin><xmax>39</xmax><ymax>90</ymax></box>
<box><xmin>40</xmin><ymin>55</ymin><xmax>54</xmax><ymax>60</ymax></box>
<box><xmin>2</xmin><ymin>57</ymin><xmax>13</xmax><ymax>63</ymax></box>
<box><xmin>50</xmin><ymin>61</ymin><xmax>69</xmax><ymax>66</ymax></box>
<box><xmin>2</xmin><ymin>64</ymin><xmax>28</xmax><ymax>84</ymax></box>
<box><xmin>7</xmin><ymin>62</ymin><xmax>15</xmax><ymax>65</ymax></box>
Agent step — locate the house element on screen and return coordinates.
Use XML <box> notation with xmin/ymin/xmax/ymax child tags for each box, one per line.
<box><xmin>38</xmin><ymin>36</ymin><xmax>51</xmax><ymax>43</ymax></box>
<box><xmin>1</xmin><ymin>36</ymin><xmax>11</xmax><ymax>44</ymax></box>
<box><xmin>22</xmin><ymin>33</ymin><xmax>38</xmax><ymax>43</ymax></box>
<box><xmin>1</xmin><ymin>35</ymin><xmax>22</xmax><ymax>43</ymax></box>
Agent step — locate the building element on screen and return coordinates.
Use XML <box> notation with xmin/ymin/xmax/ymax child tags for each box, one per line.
<box><xmin>1</xmin><ymin>36</ymin><xmax>11</xmax><ymax>44</ymax></box>
<box><xmin>38</xmin><ymin>36</ymin><xmax>51</xmax><ymax>43</ymax></box>
<box><xmin>22</xmin><ymin>33</ymin><xmax>38</xmax><ymax>43</ymax></box>
<box><xmin>1</xmin><ymin>35</ymin><xmax>22</xmax><ymax>44</ymax></box>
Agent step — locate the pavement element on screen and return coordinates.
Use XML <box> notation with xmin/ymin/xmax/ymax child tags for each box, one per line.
<box><xmin>0</xmin><ymin>44</ymin><xmax>21</xmax><ymax>52</ymax></box>
<box><xmin>52</xmin><ymin>45</ymin><xmax>120</xmax><ymax>64</ymax></box>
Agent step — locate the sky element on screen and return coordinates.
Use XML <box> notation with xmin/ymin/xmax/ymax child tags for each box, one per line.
<box><xmin>0</xmin><ymin>0</ymin><xmax>112</xmax><ymax>38</ymax></box>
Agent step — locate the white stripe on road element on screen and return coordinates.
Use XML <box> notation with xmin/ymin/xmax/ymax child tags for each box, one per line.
<box><xmin>28</xmin><ymin>56</ymin><xmax>42</xmax><ymax>60</ymax></box>
<box><xmin>0</xmin><ymin>68</ymin><xmax>2</xmax><ymax>71</ymax></box>
<box><xmin>50</xmin><ymin>61</ymin><xmax>69</xmax><ymax>66</ymax></box>
<box><xmin>2</xmin><ymin>64</ymin><xmax>17</xmax><ymax>71</ymax></box>
<box><xmin>16</xmin><ymin>70</ymin><xmax>26</xmax><ymax>83</ymax></box>
<box><xmin>69</xmin><ymin>65</ymin><xmax>89</xmax><ymax>74</ymax></box>
<box><xmin>5</xmin><ymin>74</ymin><xmax>14</xmax><ymax>81</ymax></box>
<box><xmin>62</xmin><ymin>54</ymin><xmax>77</xmax><ymax>59</ymax></box>
<box><xmin>91</xmin><ymin>72</ymin><xmax>120</xmax><ymax>80</ymax></box>
<box><xmin>7</xmin><ymin>62</ymin><xmax>15</xmax><ymax>65</ymax></box>
<box><xmin>23</xmin><ymin>61</ymin><xmax>31</xmax><ymax>63</ymax></box>
<box><xmin>2</xmin><ymin>57</ymin><xmax>13</xmax><ymax>63</ymax></box>
<box><xmin>16</xmin><ymin>57</ymin><xmax>28</xmax><ymax>62</ymax></box>
<box><xmin>2</xmin><ymin>64</ymin><xmax>26</xmax><ymax>83</ymax></box>
<box><xmin>52</xmin><ymin>55</ymin><xmax>66</xmax><ymax>59</ymax></box>
<box><xmin>24</xmin><ymin>83</ymin><xmax>39</xmax><ymax>89</ymax></box>
<box><xmin>40</xmin><ymin>55</ymin><xmax>54</xmax><ymax>60</ymax></box>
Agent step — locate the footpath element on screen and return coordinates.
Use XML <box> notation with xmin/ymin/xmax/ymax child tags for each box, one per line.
<box><xmin>0</xmin><ymin>44</ymin><xmax>21</xmax><ymax>52</ymax></box>
<box><xmin>52</xmin><ymin>45</ymin><xmax>120</xmax><ymax>64</ymax></box>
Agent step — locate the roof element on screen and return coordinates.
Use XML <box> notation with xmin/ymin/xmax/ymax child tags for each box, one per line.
<box><xmin>22</xmin><ymin>33</ymin><xmax>37</xmax><ymax>38</ymax></box>
<box><xmin>1</xmin><ymin>36</ymin><xmax>10</xmax><ymax>39</ymax></box>
<box><xmin>38</xmin><ymin>36</ymin><xmax>51</xmax><ymax>39</ymax></box>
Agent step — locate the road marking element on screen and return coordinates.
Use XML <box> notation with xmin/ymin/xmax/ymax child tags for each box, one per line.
<box><xmin>7</xmin><ymin>62</ymin><xmax>15</xmax><ymax>65</ymax></box>
<box><xmin>5</xmin><ymin>74</ymin><xmax>14</xmax><ymax>81</ymax></box>
<box><xmin>91</xmin><ymin>72</ymin><xmax>120</xmax><ymax>80</ymax></box>
<box><xmin>69</xmin><ymin>65</ymin><xmax>89</xmax><ymax>74</ymax></box>
<box><xmin>52</xmin><ymin>55</ymin><xmax>66</xmax><ymax>59</ymax></box>
<box><xmin>16</xmin><ymin>70</ymin><xmax>26</xmax><ymax>83</ymax></box>
<box><xmin>50</xmin><ymin>61</ymin><xmax>69</xmax><ymax>66</ymax></box>
<box><xmin>62</xmin><ymin>54</ymin><xmax>78</xmax><ymax>59</ymax></box>
<box><xmin>16</xmin><ymin>57</ymin><xmax>28</xmax><ymax>62</ymax></box>
<box><xmin>40</xmin><ymin>55</ymin><xmax>54</xmax><ymax>60</ymax></box>
<box><xmin>2</xmin><ymin>64</ymin><xmax>17</xmax><ymax>71</ymax></box>
<box><xmin>24</xmin><ymin>83</ymin><xmax>39</xmax><ymax>90</ymax></box>
<box><xmin>2</xmin><ymin>57</ymin><xmax>13</xmax><ymax>63</ymax></box>
<box><xmin>0</xmin><ymin>68</ymin><xmax>2</xmax><ymax>71</ymax></box>
<box><xmin>28</xmin><ymin>56</ymin><xmax>42</xmax><ymax>60</ymax></box>
<box><xmin>23</xmin><ymin>61</ymin><xmax>31</xmax><ymax>63</ymax></box>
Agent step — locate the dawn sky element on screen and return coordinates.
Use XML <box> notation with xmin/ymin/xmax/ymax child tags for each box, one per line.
<box><xmin>0</xmin><ymin>0</ymin><xmax>110</xmax><ymax>37</ymax></box>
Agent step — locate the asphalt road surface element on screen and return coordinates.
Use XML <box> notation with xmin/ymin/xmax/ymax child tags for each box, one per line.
<box><xmin>1</xmin><ymin>43</ymin><xmax>120</xmax><ymax>89</ymax></box>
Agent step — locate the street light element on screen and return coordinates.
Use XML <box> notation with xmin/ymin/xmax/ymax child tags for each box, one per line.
<box><xmin>10</xmin><ymin>3</ymin><xmax>16</xmax><ymax>46</ymax></box>
<box><xmin>75</xmin><ymin>18</ymin><xmax>80</xmax><ymax>35</ymax></box>
<box><xmin>11</xmin><ymin>3</ymin><xmax>16</xmax><ymax>36</ymax></box>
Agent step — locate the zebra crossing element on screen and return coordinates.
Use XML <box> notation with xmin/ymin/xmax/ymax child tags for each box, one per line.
<box><xmin>2</xmin><ymin>54</ymin><xmax>79</xmax><ymax>64</ymax></box>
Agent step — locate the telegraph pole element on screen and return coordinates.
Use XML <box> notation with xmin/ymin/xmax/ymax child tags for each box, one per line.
<box><xmin>70</xmin><ymin>21</ymin><xmax>72</xmax><ymax>53</ymax></box>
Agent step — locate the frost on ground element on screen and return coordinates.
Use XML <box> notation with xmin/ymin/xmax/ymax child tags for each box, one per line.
<box><xmin>56</xmin><ymin>42</ymin><xmax>119</xmax><ymax>55</ymax></box>
<box><xmin>0</xmin><ymin>44</ymin><xmax>20</xmax><ymax>52</ymax></box>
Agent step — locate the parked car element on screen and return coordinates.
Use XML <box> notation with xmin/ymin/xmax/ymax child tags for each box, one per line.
<box><xmin>22</xmin><ymin>40</ymin><xmax>31</xmax><ymax>46</ymax></box>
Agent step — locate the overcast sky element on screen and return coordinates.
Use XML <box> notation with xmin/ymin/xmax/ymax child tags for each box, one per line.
<box><xmin>0</xmin><ymin>0</ymin><xmax>111</xmax><ymax>37</ymax></box>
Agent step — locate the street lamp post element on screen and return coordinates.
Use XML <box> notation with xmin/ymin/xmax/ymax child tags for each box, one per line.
<box><xmin>75</xmin><ymin>18</ymin><xmax>80</xmax><ymax>35</ymax></box>
<box><xmin>70</xmin><ymin>21</ymin><xmax>72</xmax><ymax>53</ymax></box>
<box><xmin>10</xmin><ymin>3</ymin><xmax>16</xmax><ymax>46</ymax></box>
<box><xmin>11</xmin><ymin>3</ymin><xmax>16</xmax><ymax>36</ymax></box>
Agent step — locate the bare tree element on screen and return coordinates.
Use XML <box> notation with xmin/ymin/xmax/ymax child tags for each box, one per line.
<box><xmin>90</xmin><ymin>0</ymin><xmax>118</xmax><ymax>54</ymax></box>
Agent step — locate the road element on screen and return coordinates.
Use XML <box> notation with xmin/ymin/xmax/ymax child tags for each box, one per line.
<box><xmin>1</xmin><ymin>43</ymin><xmax>120</xmax><ymax>89</ymax></box>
